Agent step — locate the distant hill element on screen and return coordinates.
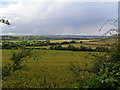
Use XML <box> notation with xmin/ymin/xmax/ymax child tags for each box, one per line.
<box><xmin>0</xmin><ymin>35</ymin><xmax>110</xmax><ymax>40</ymax></box>
<box><xmin>62</xmin><ymin>35</ymin><xmax>103</xmax><ymax>37</ymax></box>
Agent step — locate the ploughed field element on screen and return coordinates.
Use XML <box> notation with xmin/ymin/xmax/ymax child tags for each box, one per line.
<box><xmin>2</xmin><ymin>49</ymin><xmax>96</xmax><ymax>88</ymax></box>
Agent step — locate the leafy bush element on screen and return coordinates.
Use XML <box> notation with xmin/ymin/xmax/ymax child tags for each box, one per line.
<box><xmin>90</xmin><ymin>62</ymin><xmax>120</xmax><ymax>88</ymax></box>
<box><xmin>2</xmin><ymin>49</ymin><xmax>34</xmax><ymax>79</ymax></box>
<box><xmin>70</xmin><ymin>19</ymin><xmax>120</xmax><ymax>88</ymax></box>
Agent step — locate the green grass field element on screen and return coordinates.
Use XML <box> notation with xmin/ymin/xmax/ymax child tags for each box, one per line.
<box><xmin>2</xmin><ymin>49</ymin><xmax>96</xmax><ymax>88</ymax></box>
<box><xmin>1</xmin><ymin>37</ymin><xmax>114</xmax><ymax>88</ymax></box>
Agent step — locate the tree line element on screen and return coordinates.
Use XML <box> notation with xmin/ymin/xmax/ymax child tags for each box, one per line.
<box><xmin>49</xmin><ymin>44</ymin><xmax>110</xmax><ymax>52</ymax></box>
<box><xmin>1</xmin><ymin>40</ymin><xmax>80</xmax><ymax>49</ymax></box>
<box><xmin>1</xmin><ymin>40</ymin><xmax>110</xmax><ymax>52</ymax></box>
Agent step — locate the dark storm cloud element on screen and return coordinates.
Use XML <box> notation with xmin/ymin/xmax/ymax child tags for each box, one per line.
<box><xmin>1</xmin><ymin>2</ymin><xmax>118</xmax><ymax>35</ymax></box>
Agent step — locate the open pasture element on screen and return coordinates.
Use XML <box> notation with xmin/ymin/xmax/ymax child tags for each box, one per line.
<box><xmin>2</xmin><ymin>49</ymin><xmax>95</xmax><ymax>88</ymax></box>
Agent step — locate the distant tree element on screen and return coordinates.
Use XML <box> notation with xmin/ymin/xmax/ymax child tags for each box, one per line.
<box><xmin>55</xmin><ymin>44</ymin><xmax>63</xmax><ymax>50</ymax></box>
<box><xmin>67</xmin><ymin>45</ymin><xmax>76</xmax><ymax>50</ymax></box>
<box><xmin>87</xmin><ymin>46</ymin><xmax>93</xmax><ymax>51</ymax></box>
<box><xmin>80</xmin><ymin>41</ymin><xmax>83</xmax><ymax>44</ymax></box>
<box><xmin>70</xmin><ymin>40</ymin><xmax>77</xmax><ymax>43</ymax></box>
<box><xmin>80</xmin><ymin>46</ymin><xmax>86</xmax><ymax>51</ymax></box>
<box><xmin>61</xmin><ymin>41</ymin><xmax>70</xmax><ymax>44</ymax></box>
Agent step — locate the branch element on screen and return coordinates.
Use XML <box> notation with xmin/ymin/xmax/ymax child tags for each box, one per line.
<box><xmin>99</xmin><ymin>19</ymin><xmax>117</xmax><ymax>32</ymax></box>
<box><xmin>0</xmin><ymin>18</ymin><xmax>11</xmax><ymax>25</ymax></box>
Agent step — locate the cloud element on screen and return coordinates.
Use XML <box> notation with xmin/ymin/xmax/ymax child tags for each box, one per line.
<box><xmin>0</xmin><ymin>1</ymin><xmax>118</xmax><ymax>35</ymax></box>
<box><xmin>0</xmin><ymin>0</ymin><xmax>119</xmax><ymax>2</ymax></box>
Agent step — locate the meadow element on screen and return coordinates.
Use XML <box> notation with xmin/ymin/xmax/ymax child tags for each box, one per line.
<box><xmin>2</xmin><ymin>49</ymin><xmax>96</xmax><ymax>88</ymax></box>
<box><xmin>1</xmin><ymin>36</ymin><xmax>116</xmax><ymax>88</ymax></box>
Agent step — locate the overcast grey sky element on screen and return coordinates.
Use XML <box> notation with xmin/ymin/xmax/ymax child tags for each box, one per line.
<box><xmin>0</xmin><ymin>0</ymin><xmax>118</xmax><ymax>35</ymax></box>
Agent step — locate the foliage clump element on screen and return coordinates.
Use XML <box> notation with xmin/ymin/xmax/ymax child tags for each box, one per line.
<box><xmin>70</xmin><ymin>19</ymin><xmax>120</xmax><ymax>88</ymax></box>
<box><xmin>2</xmin><ymin>49</ymin><xmax>35</xmax><ymax>79</ymax></box>
<box><xmin>0</xmin><ymin>18</ymin><xmax>11</xmax><ymax>25</ymax></box>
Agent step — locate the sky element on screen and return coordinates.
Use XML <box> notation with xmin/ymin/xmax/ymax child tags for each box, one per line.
<box><xmin>0</xmin><ymin>0</ymin><xmax>118</xmax><ymax>35</ymax></box>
